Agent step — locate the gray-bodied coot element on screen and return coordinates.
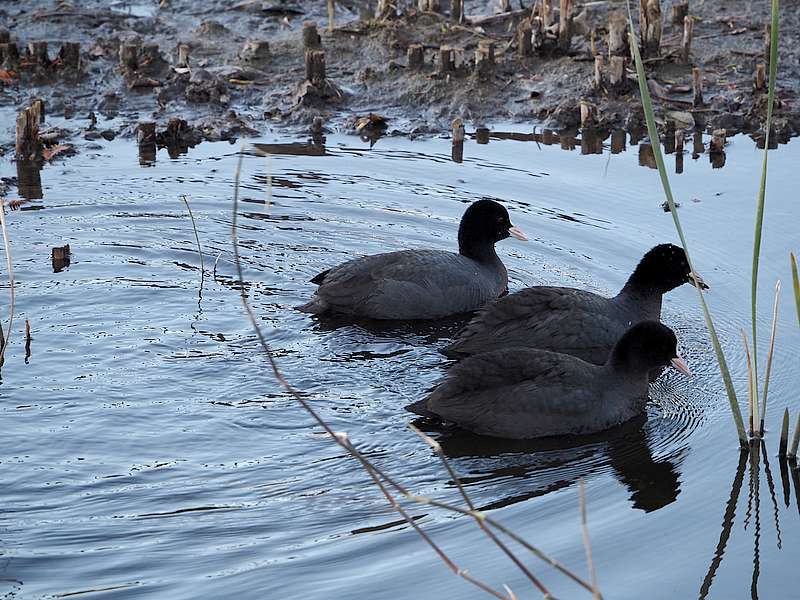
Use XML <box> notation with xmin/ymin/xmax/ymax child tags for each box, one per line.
<box><xmin>408</xmin><ymin>321</ymin><xmax>691</xmax><ymax>439</ymax></box>
<box><xmin>442</xmin><ymin>243</ymin><xmax>706</xmax><ymax>361</ymax></box>
<box><xmin>297</xmin><ymin>199</ymin><xmax>527</xmax><ymax>320</ymax></box>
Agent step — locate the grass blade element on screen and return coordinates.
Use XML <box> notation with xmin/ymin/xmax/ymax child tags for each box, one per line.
<box><xmin>779</xmin><ymin>408</ymin><xmax>789</xmax><ymax>457</ymax></box>
<box><xmin>625</xmin><ymin>6</ymin><xmax>746</xmax><ymax>446</ymax></box>
<box><xmin>750</xmin><ymin>0</ymin><xmax>780</xmax><ymax>408</ymax></box>
<box><xmin>579</xmin><ymin>479</ymin><xmax>602</xmax><ymax>600</ymax></box>
<box><xmin>791</xmin><ymin>412</ymin><xmax>800</xmax><ymax>459</ymax></box>
<box><xmin>758</xmin><ymin>280</ymin><xmax>780</xmax><ymax>436</ymax></box>
<box><xmin>0</xmin><ymin>203</ymin><xmax>15</xmax><ymax>366</ymax></box>
<box><xmin>741</xmin><ymin>330</ymin><xmax>755</xmax><ymax>436</ymax></box>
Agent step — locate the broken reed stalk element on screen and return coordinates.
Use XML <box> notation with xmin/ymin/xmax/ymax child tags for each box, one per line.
<box><xmin>0</xmin><ymin>203</ymin><xmax>14</xmax><ymax>365</ymax></box>
<box><xmin>791</xmin><ymin>252</ymin><xmax>799</xmax><ymax>327</ymax></box>
<box><xmin>409</xmin><ymin>425</ymin><xmax>552</xmax><ymax>598</ymax></box>
<box><xmin>682</xmin><ymin>15</ymin><xmax>693</xmax><ymax>63</ymax></box>
<box><xmin>327</xmin><ymin>0</ymin><xmax>334</xmax><ymax>32</ymax></box>
<box><xmin>758</xmin><ymin>280</ymin><xmax>780</xmax><ymax>436</ymax></box>
<box><xmin>180</xmin><ymin>195</ymin><xmax>204</xmax><ymax>274</ymax></box>
<box><xmin>579</xmin><ymin>480</ymin><xmax>602</xmax><ymax>600</ymax></box>
<box><xmin>559</xmin><ymin>0</ymin><xmax>573</xmax><ymax>52</ymax></box>
<box><xmin>750</xmin><ymin>0</ymin><xmax>780</xmax><ymax>413</ymax></box>
<box><xmin>779</xmin><ymin>408</ymin><xmax>789</xmax><ymax>457</ymax></box>
<box><xmin>229</xmin><ymin>148</ymin><xmax>584</xmax><ymax>600</ymax></box>
<box><xmin>625</xmin><ymin>5</ymin><xmax>747</xmax><ymax>447</ymax></box>
<box><xmin>742</xmin><ymin>330</ymin><xmax>756</xmax><ymax>437</ymax></box>
<box><xmin>790</xmin><ymin>412</ymin><xmax>800</xmax><ymax>459</ymax></box>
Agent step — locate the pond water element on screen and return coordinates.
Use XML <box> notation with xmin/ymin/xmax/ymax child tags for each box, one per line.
<box><xmin>1</xmin><ymin>122</ymin><xmax>799</xmax><ymax>600</ymax></box>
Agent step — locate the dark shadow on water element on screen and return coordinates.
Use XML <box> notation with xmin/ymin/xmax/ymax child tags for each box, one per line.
<box><xmin>414</xmin><ymin>414</ymin><xmax>684</xmax><ymax>514</ymax></box>
<box><xmin>309</xmin><ymin>312</ymin><xmax>475</xmax><ymax>346</ymax></box>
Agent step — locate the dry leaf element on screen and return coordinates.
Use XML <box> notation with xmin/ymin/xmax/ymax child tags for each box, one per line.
<box><xmin>42</xmin><ymin>144</ymin><xmax>70</xmax><ymax>161</ymax></box>
<box><xmin>0</xmin><ymin>69</ymin><xmax>19</xmax><ymax>83</ymax></box>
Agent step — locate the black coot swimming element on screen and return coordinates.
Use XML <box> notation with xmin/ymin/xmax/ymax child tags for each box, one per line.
<box><xmin>442</xmin><ymin>243</ymin><xmax>706</xmax><ymax>362</ymax></box>
<box><xmin>408</xmin><ymin>321</ymin><xmax>691</xmax><ymax>439</ymax></box>
<box><xmin>297</xmin><ymin>199</ymin><xmax>527</xmax><ymax>320</ymax></box>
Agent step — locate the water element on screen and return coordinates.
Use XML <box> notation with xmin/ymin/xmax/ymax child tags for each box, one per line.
<box><xmin>1</xmin><ymin>124</ymin><xmax>799</xmax><ymax>599</ymax></box>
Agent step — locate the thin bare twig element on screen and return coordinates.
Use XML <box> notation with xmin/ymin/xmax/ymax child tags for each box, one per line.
<box><xmin>0</xmin><ymin>202</ymin><xmax>15</xmax><ymax>365</ymax></box>
<box><xmin>181</xmin><ymin>194</ymin><xmax>205</xmax><ymax>274</ymax></box>
<box><xmin>409</xmin><ymin>424</ymin><xmax>553</xmax><ymax>598</ymax></box>
<box><xmin>230</xmin><ymin>147</ymin><xmax>511</xmax><ymax>600</ymax></box>
<box><xmin>579</xmin><ymin>480</ymin><xmax>602</xmax><ymax>600</ymax></box>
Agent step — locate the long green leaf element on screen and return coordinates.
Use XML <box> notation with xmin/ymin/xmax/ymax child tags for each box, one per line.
<box><xmin>625</xmin><ymin>6</ymin><xmax>747</xmax><ymax>446</ymax></box>
<box><xmin>750</xmin><ymin>0</ymin><xmax>780</xmax><ymax>412</ymax></box>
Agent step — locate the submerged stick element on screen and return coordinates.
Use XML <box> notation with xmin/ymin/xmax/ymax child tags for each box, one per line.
<box><xmin>0</xmin><ymin>203</ymin><xmax>14</xmax><ymax>366</ymax></box>
<box><xmin>758</xmin><ymin>280</ymin><xmax>780</xmax><ymax>436</ymax></box>
<box><xmin>579</xmin><ymin>480</ymin><xmax>602</xmax><ymax>600</ymax></box>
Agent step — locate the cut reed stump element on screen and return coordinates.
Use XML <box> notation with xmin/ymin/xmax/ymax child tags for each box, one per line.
<box><xmin>303</xmin><ymin>21</ymin><xmax>321</xmax><ymax>50</ymax></box>
<box><xmin>475</xmin><ymin>126</ymin><xmax>490</xmax><ymax>145</ymax></box>
<box><xmin>418</xmin><ymin>0</ymin><xmax>441</xmax><ymax>12</ymax></box>
<box><xmin>1</xmin><ymin>42</ymin><xmax>20</xmax><ymax>68</ymax></box>
<box><xmin>51</xmin><ymin>244</ymin><xmax>71</xmax><ymax>273</ymax></box>
<box><xmin>58</xmin><ymin>42</ymin><xmax>80</xmax><ymax>70</ymax></box>
<box><xmin>327</xmin><ymin>0</ymin><xmax>335</xmax><ymax>33</ymax></box>
<box><xmin>681</xmin><ymin>16</ymin><xmax>693</xmax><ymax>64</ymax></box>
<box><xmin>305</xmin><ymin>50</ymin><xmax>326</xmax><ymax>84</ymax></box>
<box><xmin>608</xmin><ymin>12</ymin><xmax>629</xmax><ymax>58</ymax></box>
<box><xmin>177</xmin><ymin>43</ymin><xmax>190</xmax><ymax>68</ymax></box>
<box><xmin>593</xmin><ymin>55</ymin><xmax>604</xmax><ymax>90</ymax></box>
<box><xmin>558</xmin><ymin>0</ymin><xmax>573</xmax><ymax>52</ymax></box>
<box><xmin>451</xmin><ymin>0</ymin><xmax>464</xmax><ymax>23</ymax></box>
<box><xmin>474</xmin><ymin>41</ymin><xmax>494</xmax><ymax>80</ymax></box>
<box><xmin>451</xmin><ymin>117</ymin><xmax>464</xmax><ymax>163</ymax></box>
<box><xmin>517</xmin><ymin>20</ymin><xmax>533</xmax><ymax>57</ymax></box>
<box><xmin>15</xmin><ymin>105</ymin><xmax>42</xmax><ymax>160</ymax></box>
<box><xmin>639</xmin><ymin>0</ymin><xmax>662</xmax><ymax>58</ymax></box>
<box><xmin>137</xmin><ymin>121</ymin><xmax>157</xmax><ymax>146</ymax></box>
<box><xmin>532</xmin><ymin>16</ymin><xmax>545</xmax><ymax>53</ymax></box>
<box><xmin>754</xmin><ymin>64</ymin><xmax>766</xmax><ymax>90</ymax></box>
<box><xmin>671</xmin><ymin>2</ymin><xmax>688</xmax><ymax>26</ymax></box>
<box><xmin>709</xmin><ymin>129</ymin><xmax>726</xmax><ymax>153</ymax></box>
<box><xmin>675</xmin><ymin>129</ymin><xmax>684</xmax><ymax>154</ymax></box>
<box><xmin>609</xmin><ymin>56</ymin><xmax>626</xmax><ymax>93</ymax></box>
<box><xmin>407</xmin><ymin>44</ymin><xmax>424</xmax><ymax>70</ymax></box>
<box><xmin>610</xmin><ymin>129</ymin><xmax>626</xmax><ymax>153</ymax></box>
<box><xmin>0</xmin><ymin>29</ymin><xmax>9</xmax><ymax>43</ymax></box>
<box><xmin>692</xmin><ymin>129</ymin><xmax>704</xmax><ymax>157</ymax></box>
<box><xmin>294</xmin><ymin>49</ymin><xmax>342</xmax><ymax>105</ymax></box>
<box><xmin>438</xmin><ymin>46</ymin><xmax>455</xmax><ymax>74</ymax></box>
<box><xmin>579</xmin><ymin>100</ymin><xmax>596</xmax><ymax>128</ymax></box>
<box><xmin>28</xmin><ymin>41</ymin><xmax>49</xmax><ymax>67</ymax></box>
<box><xmin>119</xmin><ymin>43</ymin><xmax>140</xmax><ymax>72</ymax></box>
<box><xmin>692</xmin><ymin>67</ymin><xmax>703</xmax><ymax>107</ymax></box>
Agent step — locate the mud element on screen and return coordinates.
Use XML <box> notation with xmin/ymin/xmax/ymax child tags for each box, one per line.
<box><xmin>1</xmin><ymin>1</ymin><xmax>799</xmax><ymax>159</ymax></box>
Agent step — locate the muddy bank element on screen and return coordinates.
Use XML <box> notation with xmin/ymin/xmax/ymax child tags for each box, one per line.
<box><xmin>2</xmin><ymin>0</ymin><xmax>799</xmax><ymax>162</ymax></box>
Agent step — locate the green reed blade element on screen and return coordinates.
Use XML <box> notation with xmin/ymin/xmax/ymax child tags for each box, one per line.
<box><xmin>791</xmin><ymin>252</ymin><xmax>799</xmax><ymax>327</ymax></box>
<box><xmin>626</xmin><ymin>5</ymin><xmax>746</xmax><ymax>446</ymax></box>
<box><xmin>750</xmin><ymin>0</ymin><xmax>780</xmax><ymax>409</ymax></box>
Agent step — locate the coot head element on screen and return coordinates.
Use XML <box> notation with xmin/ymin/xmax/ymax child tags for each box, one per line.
<box><xmin>609</xmin><ymin>321</ymin><xmax>691</xmax><ymax>376</ymax></box>
<box><xmin>627</xmin><ymin>244</ymin><xmax>708</xmax><ymax>294</ymax></box>
<box><xmin>458</xmin><ymin>199</ymin><xmax>527</xmax><ymax>259</ymax></box>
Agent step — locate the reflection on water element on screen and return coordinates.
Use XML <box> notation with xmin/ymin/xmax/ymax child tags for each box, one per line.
<box><xmin>417</xmin><ymin>415</ymin><xmax>683</xmax><ymax>514</ymax></box>
<box><xmin>1</xmin><ymin>126</ymin><xmax>799</xmax><ymax>600</ymax></box>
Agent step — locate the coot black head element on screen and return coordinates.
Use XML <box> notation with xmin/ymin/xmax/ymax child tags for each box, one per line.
<box><xmin>609</xmin><ymin>321</ymin><xmax>690</xmax><ymax>376</ymax></box>
<box><xmin>458</xmin><ymin>199</ymin><xmax>527</xmax><ymax>261</ymax></box>
<box><xmin>625</xmin><ymin>244</ymin><xmax>707</xmax><ymax>295</ymax></box>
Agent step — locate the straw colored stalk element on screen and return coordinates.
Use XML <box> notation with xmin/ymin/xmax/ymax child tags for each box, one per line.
<box><xmin>749</xmin><ymin>0</ymin><xmax>780</xmax><ymax>410</ymax></box>
<box><xmin>579</xmin><ymin>479</ymin><xmax>602</xmax><ymax>600</ymax></box>
<box><xmin>229</xmin><ymin>147</ymin><xmax>584</xmax><ymax>599</ymax></box>
<box><xmin>625</xmin><ymin>4</ymin><xmax>747</xmax><ymax>446</ymax></box>
<box><xmin>741</xmin><ymin>330</ymin><xmax>756</xmax><ymax>437</ymax></box>
<box><xmin>0</xmin><ymin>202</ymin><xmax>15</xmax><ymax>365</ymax></box>
<box><xmin>758</xmin><ymin>280</ymin><xmax>780</xmax><ymax>436</ymax></box>
<box><xmin>409</xmin><ymin>424</ymin><xmax>553</xmax><ymax>599</ymax></box>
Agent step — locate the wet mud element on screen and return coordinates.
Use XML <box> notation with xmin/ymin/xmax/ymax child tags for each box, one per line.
<box><xmin>2</xmin><ymin>0</ymin><xmax>799</xmax><ymax>162</ymax></box>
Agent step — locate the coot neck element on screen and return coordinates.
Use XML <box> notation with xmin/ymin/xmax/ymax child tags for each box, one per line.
<box><xmin>615</xmin><ymin>279</ymin><xmax>663</xmax><ymax>319</ymax></box>
<box><xmin>458</xmin><ymin>238</ymin><xmax>501</xmax><ymax>265</ymax></box>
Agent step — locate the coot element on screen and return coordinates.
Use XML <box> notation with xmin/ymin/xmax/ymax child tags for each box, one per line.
<box><xmin>442</xmin><ymin>243</ymin><xmax>706</xmax><ymax>361</ymax></box>
<box><xmin>297</xmin><ymin>199</ymin><xmax>527</xmax><ymax>320</ymax></box>
<box><xmin>408</xmin><ymin>321</ymin><xmax>690</xmax><ymax>439</ymax></box>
